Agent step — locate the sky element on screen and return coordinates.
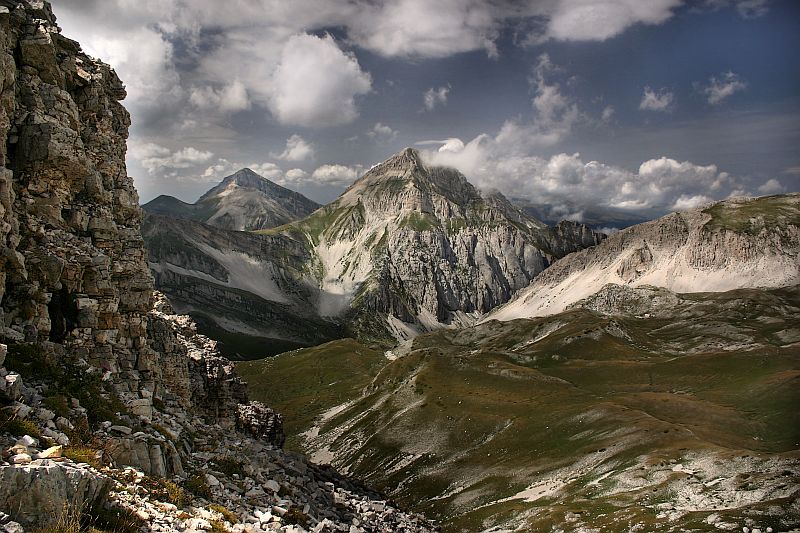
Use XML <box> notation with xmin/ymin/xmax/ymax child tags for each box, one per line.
<box><xmin>52</xmin><ymin>0</ymin><xmax>800</xmax><ymax>224</ymax></box>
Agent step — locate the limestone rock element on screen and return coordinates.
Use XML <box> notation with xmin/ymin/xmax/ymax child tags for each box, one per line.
<box><xmin>236</xmin><ymin>401</ymin><xmax>285</xmax><ymax>447</ymax></box>
<box><xmin>0</xmin><ymin>460</ymin><xmax>113</xmax><ymax>528</ymax></box>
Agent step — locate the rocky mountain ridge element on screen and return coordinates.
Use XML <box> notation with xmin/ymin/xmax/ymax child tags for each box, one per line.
<box><xmin>143</xmin><ymin>168</ymin><xmax>320</xmax><ymax>232</ymax></box>
<box><xmin>145</xmin><ymin>147</ymin><xmax>603</xmax><ymax>349</ymax></box>
<box><xmin>486</xmin><ymin>193</ymin><xmax>800</xmax><ymax>322</ymax></box>
<box><xmin>0</xmin><ymin>2</ymin><xmax>435</xmax><ymax>531</ymax></box>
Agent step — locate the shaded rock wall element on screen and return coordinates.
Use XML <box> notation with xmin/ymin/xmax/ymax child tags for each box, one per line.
<box><xmin>0</xmin><ymin>1</ymin><xmax>253</xmax><ymax>427</ymax></box>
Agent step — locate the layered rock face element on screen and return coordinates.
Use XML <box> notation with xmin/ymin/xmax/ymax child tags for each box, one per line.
<box><xmin>487</xmin><ymin>193</ymin><xmax>800</xmax><ymax>321</ymax></box>
<box><xmin>143</xmin><ymin>168</ymin><xmax>321</xmax><ymax>232</ymax></box>
<box><xmin>0</xmin><ymin>0</ymin><xmax>164</xmax><ymax>413</ymax></box>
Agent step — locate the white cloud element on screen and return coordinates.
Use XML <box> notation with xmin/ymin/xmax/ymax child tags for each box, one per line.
<box><xmin>367</xmin><ymin>123</ymin><xmax>398</xmax><ymax>141</ymax></box>
<box><xmin>423</xmin><ymin>86</ymin><xmax>450</xmax><ymax>111</ymax></box>
<box><xmin>249</xmin><ymin>163</ymin><xmax>284</xmax><ymax>180</ymax></box>
<box><xmin>492</xmin><ymin>54</ymin><xmax>581</xmax><ymax>152</ymax></box>
<box><xmin>420</xmin><ymin>133</ymin><xmax>746</xmax><ymax>219</ymax></box>
<box><xmin>601</xmin><ymin>105</ymin><xmax>615</xmax><ymax>122</ymax></box>
<box><xmin>544</xmin><ymin>0</ymin><xmax>682</xmax><ymax>42</ymax></box>
<box><xmin>267</xmin><ymin>34</ymin><xmax>372</xmax><ymax>127</ymax></box>
<box><xmin>783</xmin><ymin>166</ymin><xmax>800</xmax><ymax>176</ymax></box>
<box><xmin>701</xmin><ymin>71</ymin><xmax>747</xmax><ymax>105</ymax></box>
<box><xmin>140</xmin><ymin>146</ymin><xmax>214</xmax><ymax>174</ymax></box>
<box><xmin>757</xmin><ymin>178</ymin><xmax>785</xmax><ymax>195</ymax></box>
<box><xmin>275</xmin><ymin>134</ymin><xmax>315</xmax><ymax>162</ymax></box>
<box><xmin>348</xmin><ymin>0</ymin><xmax>499</xmax><ymax>58</ymax></box>
<box><xmin>311</xmin><ymin>164</ymin><xmax>363</xmax><ymax>186</ymax></box>
<box><xmin>639</xmin><ymin>86</ymin><xmax>675</xmax><ymax>112</ymax></box>
<box><xmin>671</xmin><ymin>194</ymin><xmax>714</xmax><ymax>210</ymax></box>
<box><xmin>284</xmin><ymin>169</ymin><xmax>308</xmax><ymax>182</ymax></box>
<box><xmin>189</xmin><ymin>80</ymin><xmax>250</xmax><ymax>113</ymax></box>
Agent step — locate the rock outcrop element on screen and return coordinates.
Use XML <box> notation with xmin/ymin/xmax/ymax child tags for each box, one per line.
<box><xmin>486</xmin><ymin>194</ymin><xmax>800</xmax><ymax>321</ymax></box>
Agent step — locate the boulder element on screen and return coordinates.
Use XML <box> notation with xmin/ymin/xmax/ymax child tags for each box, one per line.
<box><xmin>0</xmin><ymin>461</ymin><xmax>113</xmax><ymax>528</ymax></box>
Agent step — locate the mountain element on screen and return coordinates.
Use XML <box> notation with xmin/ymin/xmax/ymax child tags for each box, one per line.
<box><xmin>143</xmin><ymin>168</ymin><xmax>320</xmax><ymax>231</ymax></box>
<box><xmin>486</xmin><ymin>194</ymin><xmax>800</xmax><ymax>322</ymax></box>
<box><xmin>239</xmin><ymin>284</ymin><xmax>800</xmax><ymax>532</ymax></box>
<box><xmin>257</xmin><ymin>148</ymin><xmax>603</xmax><ymax>341</ymax></box>
<box><xmin>145</xmin><ymin>148</ymin><xmax>602</xmax><ymax>348</ymax></box>
<box><xmin>142</xmin><ymin>212</ymin><xmax>342</xmax><ymax>357</ymax></box>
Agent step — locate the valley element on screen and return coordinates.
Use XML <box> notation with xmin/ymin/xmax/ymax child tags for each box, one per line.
<box><xmin>238</xmin><ymin>286</ymin><xmax>800</xmax><ymax>532</ymax></box>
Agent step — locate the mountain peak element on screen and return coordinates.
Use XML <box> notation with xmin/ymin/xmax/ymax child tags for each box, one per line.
<box><xmin>378</xmin><ymin>147</ymin><xmax>426</xmax><ymax>174</ymax></box>
<box><xmin>223</xmin><ymin>167</ymin><xmax>272</xmax><ymax>188</ymax></box>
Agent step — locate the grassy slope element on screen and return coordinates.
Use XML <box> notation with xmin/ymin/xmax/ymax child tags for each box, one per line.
<box><xmin>236</xmin><ymin>339</ymin><xmax>386</xmax><ymax>449</ymax></box>
<box><xmin>241</xmin><ymin>287</ymin><xmax>800</xmax><ymax>532</ymax></box>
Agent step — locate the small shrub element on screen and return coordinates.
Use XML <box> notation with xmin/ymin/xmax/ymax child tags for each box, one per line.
<box><xmin>185</xmin><ymin>474</ymin><xmax>212</xmax><ymax>499</ymax></box>
<box><xmin>208</xmin><ymin>504</ymin><xmax>238</xmax><ymax>524</ymax></box>
<box><xmin>144</xmin><ymin>478</ymin><xmax>186</xmax><ymax>508</ymax></box>
<box><xmin>284</xmin><ymin>506</ymin><xmax>308</xmax><ymax>527</ymax></box>
<box><xmin>42</xmin><ymin>395</ymin><xmax>71</xmax><ymax>418</ymax></box>
<box><xmin>66</xmin><ymin>417</ymin><xmax>92</xmax><ymax>446</ymax></box>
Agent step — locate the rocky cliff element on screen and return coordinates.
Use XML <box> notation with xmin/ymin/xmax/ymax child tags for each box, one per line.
<box><xmin>143</xmin><ymin>168</ymin><xmax>321</xmax><ymax>232</ymax></box>
<box><xmin>0</xmin><ymin>2</ymin><xmax>435</xmax><ymax>531</ymax></box>
<box><xmin>486</xmin><ymin>193</ymin><xmax>800</xmax><ymax>321</ymax></box>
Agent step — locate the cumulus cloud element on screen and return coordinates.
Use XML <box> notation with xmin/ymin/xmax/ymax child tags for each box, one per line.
<box><xmin>267</xmin><ymin>34</ymin><xmax>372</xmax><ymax>127</ymax></box>
<box><xmin>544</xmin><ymin>0</ymin><xmax>682</xmax><ymax>42</ymax></box>
<box><xmin>491</xmin><ymin>54</ymin><xmax>581</xmax><ymax>152</ymax></box>
<box><xmin>139</xmin><ymin>145</ymin><xmax>214</xmax><ymax>174</ymax></box>
<box><xmin>420</xmin><ymin>133</ymin><xmax>748</xmax><ymax>220</ymax></box>
<box><xmin>757</xmin><ymin>178</ymin><xmax>785</xmax><ymax>195</ymax></box>
<box><xmin>189</xmin><ymin>80</ymin><xmax>250</xmax><ymax>113</ymax></box>
<box><xmin>275</xmin><ymin>134</ymin><xmax>315</xmax><ymax>162</ymax></box>
<box><xmin>701</xmin><ymin>71</ymin><xmax>748</xmax><ymax>105</ymax></box>
<box><xmin>601</xmin><ymin>105</ymin><xmax>615</xmax><ymax>122</ymax></box>
<box><xmin>367</xmin><ymin>123</ymin><xmax>398</xmax><ymax>141</ymax></box>
<box><xmin>423</xmin><ymin>86</ymin><xmax>450</xmax><ymax>111</ymax></box>
<box><xmin>639</xmin><ymin>86</ymin><xmax>675</xmax><ymax>112</ymax></box>
<box><xmin>348</xmin><ymin>0</ymin><xmax>499</xmax><ymax>58</ymax></box>
<box><xmin>311</xmin><ymin>164</ymin><xmax>363</xmax><ymax>186</ymax></box>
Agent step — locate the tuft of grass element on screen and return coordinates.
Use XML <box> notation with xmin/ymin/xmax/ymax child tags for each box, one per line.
<box><xmin>0</xmin><ymin>416</ymin><xmax>42</xmax><ymax>441</ymax></box>
<box><xmin>185</xmin><ymin>474</ymin><xmax>212</xmax><ymax>499</ymax></box>
<box><xmin>36</xmin><ymin>505</ymin><xmax>82</xmax><ymax>533</ymax></box>
<box><xmin>209</xmin><ymin>520</ymin><xmax>228</xmax><ymax>533</ymax></box>
<box><xmin>62</xmin><ymin>445</ymin><xmax>102</xmax><ymax>469</ymax></box>
<box><xmin>162</xmin><ymin>480</ymin><xmax>186</xmax><ymax>507</ymax></box>
<box><xmin>208</xmin><ymin>505</ymin><xmax>238</xmax><ymax>524</ymax></box>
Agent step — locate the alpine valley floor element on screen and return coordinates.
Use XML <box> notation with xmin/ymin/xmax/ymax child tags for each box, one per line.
<box><xmin>238</xmin><ymin>286</ymin><xmax>800</xmax><ymax>532</ymax></box>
